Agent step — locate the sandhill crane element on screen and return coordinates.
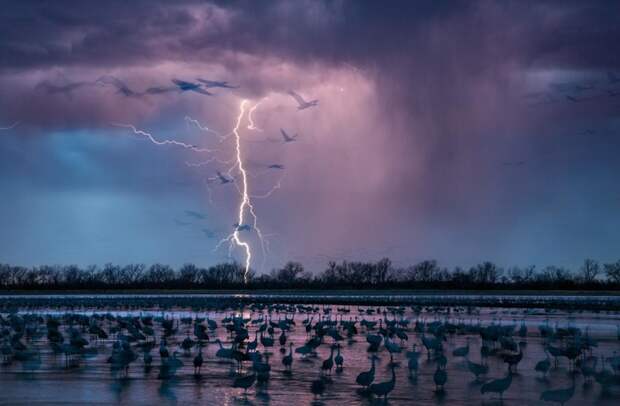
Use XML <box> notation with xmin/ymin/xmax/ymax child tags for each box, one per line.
<box><xmin>193</xmin><ymin>349</ymin><xmax>203</xmax><ymax>375</ymax></box>
<box><xmin>280</xmin><ymin>128</ymin><xmax>298</xmax><ymax>143</ymax></box>
<box><xmin>540</xmin><ymin>378</ymin><xmax>575</xmax><ymax>405</ymax></box>
<box><xmin>279</xmin><ymin>330</ymin><xmax>287</xmax><ymax>347</ymax></box>
<box><xmin>247</xmin><ymin>331</ymin><xmax>258</xmax><ymax>352</ymax></box>
<box><xmin>143</xmin><ymin>350</ymin><xmax>153</xmax><ymax>371</ymax></box>
<box><xmin>311</xmin><ymin>377</ymin><xmax>327</xmax><ymax>399</ymax></box>
<box><xmin>467</xmin><ymin>358</ymin><xmax>489</xmax><ymax>381</ymax></box>
<box><xmin>481</xmin><ymin>371</ymin><xmax>513</xmax><ymax>401</ymax></box>
<box><xmin>181</xmin><ymin>335</ymin><xmax>195</xmax><ymax>353</ymax></box>
<box><xmin>356</xmin><ymin>356</ymin><xmax>377</xmax><ymax>389</ymax></box>
<box><xmin>536</xmin><ymin>355</ymin><xmax>551</xmax><ymax>378</ymax></box>
<box><xmin>233</xmin><ymin>373</ymin><xmax>256</xmax><ymax>396</ymax></box>
<box><xmin>171</xmin><ymin>79</ymin><xmax>213</xmax><ymax>95</ymax></box>
<box><xmin>370</xmin><ymin>365</ymin><xmax>396</xmax><ymax>401</ymax></box>
<box><xmin>406</xmin><ymin>344</ymin><xmax>421</xmax><ymax>377</ymax></box>
<box><xmin>282</xmin><ymin>343</ymin><xmax>293</xmax><ymax>371</ymax></box>
<box><xmin>321</xmin><ymin>346</ymin><xmax>335</xmax><ymax>375</ymax></box>
<box><xmin>578</xmin><ymin>356</ymin><xmax>597</xmax><ymax>382</ymax></box>
<box><xmin>288</xmin><ymin>90</ymin><xmax>318</xmax><ymax>110</ymax></box>
<box><xmin>502</xmin><ymin>345</ymin><xmax>524</xmax><ymax>372</ymax></box>
<box><xmin>335</xmin><ymin>344</ymin><xmax>344</xmax><ymax>371</ymax></box>
<box><xmin>196</xmin><ymin>78</ymin><xmax>239</xmax><ymax>89</ymax></box>
<box><xmin>434</xmin><ymin>364</ymin><xmax>447</xmax><ymax>392</ymax></box>
<box><xmin>260</xmin><ymin>331</ymin><xmax>274</xmax><ymax>349</ymax></box>
<box><xmin>159</xmin><ymin>340</ymin><xmax>169</xmax><ymax>358</ymax></box>
<box><xmin>453</xmin><ymin>337</ymin><xmax>470</xmax><ymax>358</ymax></box>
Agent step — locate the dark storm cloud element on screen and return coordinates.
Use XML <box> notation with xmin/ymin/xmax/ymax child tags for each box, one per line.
<box><xmin>1</xmin><ymin>1</ymin><xmax>618</xmax><ymax>70</ymax></box>
<box><xmin>1</xmin><ymin>0</ymin><xmax>618</xmax><ymax>126</ymax></box>
<box><xmin>1</xmin><ymin>0</ymin><xmax>619</xmax><ymax>270</ymax></box>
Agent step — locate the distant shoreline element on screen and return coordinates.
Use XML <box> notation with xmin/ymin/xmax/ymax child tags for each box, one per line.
<box><xmin>1</xmin><ymin>288</ymin><xmax>619</xmax><ymax>296</ymax></box>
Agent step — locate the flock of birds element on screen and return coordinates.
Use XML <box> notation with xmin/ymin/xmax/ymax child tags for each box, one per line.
<box><xmin>35</xmin><ymin>74</ymin><xmax>319</xmax><ymax>111</ymax></box>
<box><xmin>1</xmin><ymin>300</ymin><xmax>620</xmax><ymax>404</ymax></box>
<box><xmin>528</xmin><ymin>71</ymin><xmax>620</xmax><ymax>104</ymax></box>
<box><xmin>31</xmin><ymin>73</ymin><xmax>320</xmax><ymax>247</ymax></box>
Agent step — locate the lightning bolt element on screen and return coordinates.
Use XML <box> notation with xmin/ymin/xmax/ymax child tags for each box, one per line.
<box><xmin>112</xmin><ymin>123</ymin><xmax>218</xmax><ymax>153</ymax></box>
<box><xmin>186</xmin><ymin>158</ymin><xmax>226</xmax><ymax>167</ymax></box>
<box><xmin>113</xmin><ymin>121</ymin><xmax>226</xmax><ymax>208</ymax></box>
<box><xmin>114</xmin><ymin>98</ymin><xmax>278</xmax><ymax>284</ymax></box>
<box><xmin>250</xmin><ymin>174</ymin><xmax>286</xmax><ymax>199</ymax></box>
<box><xmin>185</xmin><ymin>116</ymin><xmax>233</xmax><ymax>142</ymax></box>
<box><xmin>247</xmin><ymin>100</ymin><xmax>264</xmax><ymax>132</ymax></box>
<box><xmin>229</xmin><ymin>100</ymin><xmax>254</xmax><ymax>283</ymax></box>
<box><xmin>214</xmin><ymin>99</ymin><xmax>277</xmax><ymax>280</ymax></box>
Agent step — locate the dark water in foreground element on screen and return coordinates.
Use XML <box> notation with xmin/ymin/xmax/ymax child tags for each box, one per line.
<box><xmin>0</xmin><ymin>294</ymin><xmax>619</xmax><ymax>405</ymax></box>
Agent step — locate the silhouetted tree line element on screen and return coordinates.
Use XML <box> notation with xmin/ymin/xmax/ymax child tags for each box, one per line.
<box><xmin>1</xmin><ymin>258</ymin><xmax>620</xmax><ymax>291</ymax></box>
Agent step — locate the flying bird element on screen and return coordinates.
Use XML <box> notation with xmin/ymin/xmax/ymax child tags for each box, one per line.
<box><xmin>268</xmin><ymin>164</ymin><xmax>285</xmax><ymax>169</ymax></box>
<box><xmin>233</xmin><ymin>223</ymin><xmax>252</xmax><ymax>232</ymax></box>
<box><xmin>202</xmin><ymin>228</ymin><xmax>216</xmax><ymax>239</ymax></box>
<box><xmin>573</xmin><ymin>83</ymin><xmax>594</xmax><ymax>92</ymax></box>
<box><xmin>196</xmin><ymin>78</ymin><xmax>239</xmax><ymax>89</ymax></box>
<box><xmin>145</xmin><ymin>86</ymin><xmax>178</xmax><ymax>95</ymax></box>
<box><xmin>184</xmin><ymin>210</ymin><xmax>207</xmax><ymax>220</ymax></box>
<box><xmin>280</xmin><ymin>129</ymin><xmax>298</xmax><ymax>143</ymax></box>
<box><xmin>215</xmin><ymin>171</ymin><xmax>233</xmax><ymax>184</ymax></box>
<box><xmin>96</xmin><ymin>75</ymin><xmax>138</xmax><ymax>97</ymax></box>
<box><xmin>35</xmin><ymin>80</ymin><xmax>94</xmax><ymax>96</ymax></box>
<box><xmin>288</xmin><ymin>90</ymin><xmax>318</xmax><ymax>110</ymax></box>
<box><xmin>607</xmin><ymin>71</ymin><xmax>620</xmax><ymax>84</ymax></box>
<box><xmin>171</xmin><ymin>79</ymin><xmax>213</xmax><ymax>95</ymax></box>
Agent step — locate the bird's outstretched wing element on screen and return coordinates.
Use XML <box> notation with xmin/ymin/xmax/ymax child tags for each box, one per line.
<box><xmin>96</xmin><ymin>75</ymin><xmax>137</xmax><ymax>96</ymax></box>
<box><xmin>288</xmin><ymin>90</ymin><xmax>306</xmax><ymax>105</ymax></box>
<box><xmin>196</xmin><ymin>78</ymin><xmax>212</xmax><ymax>86</ymax></box>
<box><xmin>197</xmin><ymin>78</ymin><xmax>239</xmax><ymax>89</ymax></box>
<box><xmin>145</xmin><ymin>86</ymin><xmax>177</xmax><ymax>94</ymax></box>
<box><xmin>191</xmin><ymin>87</ymin><xmax>214</xmax><ymax>96</ymax></box>
<box><xmin>36</xmin><ymin>80</ymin><xmax>91</xmax><ymax>95</ymax></box>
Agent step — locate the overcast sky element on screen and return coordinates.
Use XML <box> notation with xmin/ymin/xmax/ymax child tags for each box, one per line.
<box><xmin>1</xmin><ymin>0</ymin><xmax>619</xmax><ymax>273</ymax></box>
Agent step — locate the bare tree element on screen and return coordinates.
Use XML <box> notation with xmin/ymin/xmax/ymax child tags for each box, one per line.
<box><xmin>407</xmin><ymin>260</ymin><xmax>441</xmax><ymax>282</ymax></box>
<box><xmin>179</xmin><ymin>263</ymin><xmax>200</xmax><ymax>285</ymax></box>
<box><xmin>272</xmin><ymin>262</ymin><xmax>305</xmax><ymax>284</ymax></box>
<box><xmin>375</xmin><ymin>258</ymin><xmax>393</xmax><ymax>284</ymax></box>
<box><xmin>579</xmin><ymin>258</ymin><xmax>600</xmax><ymax>283</ymax></box>
<box><xmin>122</xmin><ymin>264</ymin><xmax>145</xmax><ymax>285</ymax></box>
<box><xmin>604</xmin><ymin>260</ymin><xmax>620</xmax><ymax>283</ymax></box>
<box><xmin>469</xmin><ymin>262</ymin><xmax>503</xmax><ymax>285</ymax></box>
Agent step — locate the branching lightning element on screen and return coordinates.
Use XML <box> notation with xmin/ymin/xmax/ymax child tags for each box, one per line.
<box><xmin>215</xmin><ymin>99</ymin><xmax>274</xmax><ymax>280</ymax></box>
<box><xmin>247</xmin><ymin>100</ymin><xmax>265</xmax><ymax>132</ymax></box>
<box><xmin>229</xmin><ymin>100</ymin><xmax>253</xmax><ymax>282</ymax></box>
<box><xmin>114</xmin><ymin>98</ymin><xmax>279</xmax><ymax>283</ymax></box>
<box><xmin>112</xmin><ymin>123</ymin><xmax>218</xmax><ymax>153</ymax></box>
<box><xmin>185</xmin><ymin>155</ymin><xmax>237</xmax><ymax>168</ymax></box>
<box><xmin>185</xmin><ymin>116</ymin><xmax>232</xmax><ymax>142</ymax></box>
<box><xmin>250</xmin><ymin>174</ymin><xmax>286</xmax><ymax>199</ymax></box>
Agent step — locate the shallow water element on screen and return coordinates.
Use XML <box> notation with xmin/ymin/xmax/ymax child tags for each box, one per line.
<box><xmin>0</xmin><ymin>297</ymin><xmax>619</xmax><ymax>405</ymax></box>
